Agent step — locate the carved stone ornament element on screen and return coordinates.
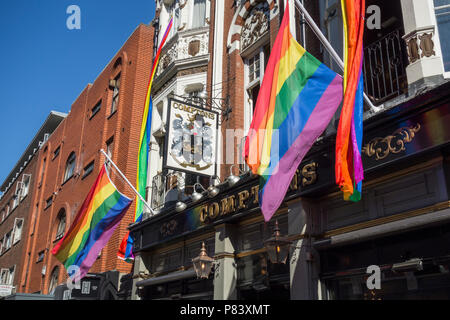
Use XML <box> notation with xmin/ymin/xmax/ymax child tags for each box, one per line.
<box><xmin>188</xmin><ymin>40</ymin><xmax>201</xmax><ymax>56</ymax></box>
<box><xmin>240</xmin><ymin>2</ymin><xmax>270</xmax><ymax>52</ymax></box>
<box><xmin>362</xmin><ymin>124</ymin><xmax>421</xmax><ymax>161</ymax></box>
<box><xmin>419</xmin><ymin>33</ymin><xmax>435</xmax><ymax>58</ymax></box>
<box><xmin>406</xmin><ymin>37</ymin><xmax>420</xmax><ymax>64</ymax></box>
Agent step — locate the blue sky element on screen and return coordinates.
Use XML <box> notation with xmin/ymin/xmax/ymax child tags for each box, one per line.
<box><xmin>0</xmin><ymin>0</ymin><xmax>155</xmax><ymax>187</ymax></box>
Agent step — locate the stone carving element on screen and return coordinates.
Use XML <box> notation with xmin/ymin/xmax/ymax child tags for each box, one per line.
<box><xmin>419</xmin><ymin>33</ymin><xmax>435</xmax><ymax>58</ymax></box>
<box><xmin>406</xmin><ymin>37</ymin><xmax>420</xmax><ymax>64</ymax></box>
<box><xmin>240</xmin><ymin>3</ymin><xmax>270</xmax><ymax>53</ymax></box>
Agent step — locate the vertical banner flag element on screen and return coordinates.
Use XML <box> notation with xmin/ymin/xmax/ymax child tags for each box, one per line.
<box><xmin>244</xmin><ymin>3</ymin><xmax>343</xmax><ymax>222</ymax></box>
<box><xmin>335</xmin><ymin>0</ymin><xmax>365</xmax><ymax>202</ymax></box>
<box><xmin>118</xmin><ymin>17</ymin><xmax>173</xmax><ymax>261</ymax></box>
<box><xmin>52</xmin><ymin>165</ymin><xmax>132</xmax><ymax>280</ymax></box>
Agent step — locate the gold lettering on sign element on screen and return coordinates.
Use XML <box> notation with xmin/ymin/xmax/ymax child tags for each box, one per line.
<box><xmin>208</xmin><ymin>202</ymin><xmax>220</xmax><ymax>220</ymax></box>
<box><xmin>289</xmin><ymin>170</ymin><xmax>300</xmax><ymax>191</ymax></box>
<box><xmin>251</xmin><ymin>185</ymin><xmax>260</xmax><ymax>204</ymax></box>
<box><xmin>302</xmin><ymin>163</ymin><xmax>318</xmax><ymax>186</ymax></box>
<box><xmin>221</xmin><ymin>195</ymin><xmax>236</xmax><ymax>216</ymax></box>
<box><xmin>199</xmin><ymin>205</ymin><xmax>209</xmax><ymax>223</ymax></box>
<box><xmin>237</xmin><ymin>190</ymin><xmax>250</xmax><ymax>210</ymax></box>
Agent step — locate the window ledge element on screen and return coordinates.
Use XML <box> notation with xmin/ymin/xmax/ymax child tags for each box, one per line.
<box><xmin>107</xmin><ymin>109</ymin><xmax>117</xmax><ymax>120</ymax></box>
<box><xmin>61</xmin><ymin>175</ymin><xmax>74</xmax><ymax>187</ymax></box>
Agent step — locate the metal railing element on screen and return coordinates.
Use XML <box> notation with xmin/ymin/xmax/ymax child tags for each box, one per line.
<box><xmin>363</xmin><ymin>29</ymin><xmax>408</xmax><ymax>106</ymax></box>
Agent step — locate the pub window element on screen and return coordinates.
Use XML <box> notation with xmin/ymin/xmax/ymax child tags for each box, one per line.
<box><xmin>53</xmin><ymin>146</ymin><xmax>60</xmax><ymax>160</ymax></box>
<box><xmin>4</xmin><ymin>230</ymin><xmax>12</xmax><ymax>251</ymax></box>
<box><xmin>48</xmin><ymin>267</ymin><xmax>60</xmax><ymax>295</ymax></box>
<box><xmin>90</xmin><ymin>99</ymin><xmax>102</xmax><ymax>119</ymax></box>
<box><xmin>45</xmin><ymin>196</ymin><xmax>53</xmax><ymax>209</ymax></box>
<box><xmin>110</xmin><ymin>73</ymin><xmax>121</xmax><ymax>115</ymax></box>
<box><xmin>63</xmin><ymin>152</ymin><xmax>76</xmax><ymax>183</ymax></box>
<box><xmin>82</xmin><ymin>160</ymin><xmax>95</xmax><ymax>179</ymax></box>
<box><xmin>12</xmin><ymin>218</ymin><xmax>23</xmax><ymax>244</ymax></box>
<box><xmin>37</xmin><ymin>250</ymin><xmax>45</xmax><ymax>263</ymax></box>
<box><xmin>55</xmin><ymin>209</ymin><xmax>66</xmax><ymax>241</ymax></box>
<box><xmin>21</xmin><ymin>174</ymin><xmax>31</xmax><ymax>200</ymax></box>
<box><xmin>39</xmin><ymin>157</ymin><xmax>46</xmax><ymax>185</ymax></box>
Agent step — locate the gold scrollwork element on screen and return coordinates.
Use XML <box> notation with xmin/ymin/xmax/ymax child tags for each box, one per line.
<box><xmin>362</xmin><ymin>124</ymin><xmax>421</xmax><ymax>161</ymax></box>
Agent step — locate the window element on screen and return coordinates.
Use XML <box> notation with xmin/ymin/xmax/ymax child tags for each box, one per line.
<box><xmin>37</xmin><ymin>250</ymin><xmax>45</xmax><ymax>263</ymax></box>
<box><xmin>63</xmin><ymin>152</ymin><xmax>76</xmax><ymax>182</ymax></box>
<box><xmin>90</xmin><ymin>100</ymin><xmax>102</xmax><ymax>119</ymax></box>
<box><xmin>39</xmin><ymin>157</ymin><xmax>46</xmax><ymax>185</ymax></box>
<box><xmin>244</xmin><ymin>45</ymin><xmax>269</xmax><ymax>131</ymax></box>
<box><xmin>1</xmin><ymin>209</ymin><xmax>4</xmax><ymax>222</ymax></box>
<box><xmin>434</xmin><ymin>0</ymin><xmax>450</xmax><ymax>73</ymax></box>
<box><xmin>53</xmin><ymin>146</ymin><xmax>60</xmax><ymax>160</ymax></box>
<box><xmin>192</xmin><ymin>0</ymin><xmax>206</xmax><ymax>28</ymax></box>
<box><xmin>4</xmin><ymin>230</ymin><xmax>12</xmax><ymax>251</ymax></box>
<box><xmin>82</xmin><ymin>160</ymin><xmax>95</xmax><ymax>179</ymax></box>
<box><xmin>0</xmin><ymin>238</ymin><xmax>3</xmax><ymax>255</ymax></box>
<box><xmin>55</xmin><ymin>210</ymin><xmax>66</xmax><ymax>241</ymax></box>
<box><xmin>48</xmin><ymin>267</ymin><xmax>59</xmax><ymax>295</ymax></box>
<box><xmin>13</xmin><ymin>218</ymin><xmax>24</xmax><ymax>244</ymax></box>
<box><xmin>111</xmin><ymin>74</ymin><xmax>121</xmax><ymax>114</ymax></box>
<box><xmin>106</xmin><ymin>137</ymin><xmax>115</xmax><ymax>169</ymax></box>
<box><xmin>12</xmin><ymin>195</ymin><xmax>19</xmax><ymax>210</ymax></box>
<box><xmin>21</xmin><ymin>174</ymin><xmax>31</xmax><ymax>199</ymax></box>
<box><xmin>45</xmin><ymin>196</ymin><xmax>53</xmax><ymax>209</ymax></box>
<box><xmin>0</xmin><ymin>269</ymin><xmax>8</xmax><ymax>285</ymax></box>
<box><xmin>7</xmin><ymin>266</ymin><xmax>15</xmax><ymax>286</ymax></box>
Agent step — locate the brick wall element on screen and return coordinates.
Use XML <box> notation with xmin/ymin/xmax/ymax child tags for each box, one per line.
<box><xmin>9</xmin><ymin>23</ymin><xmax>155</xmax><ymax>294</ymax></box>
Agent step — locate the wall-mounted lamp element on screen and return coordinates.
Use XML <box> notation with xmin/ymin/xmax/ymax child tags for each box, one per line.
<box><xmin>263</xmin><ymin>220</ymin><xmax>292</xmax><ymax>264</ymax></box>
<box><xmin>192</xmin><ymin>242</ymin><xmax>215</xmax><ymax>279</ymax></box>
<box><xmin>227</xmin><ymin>164</ymin><xmax>244</xmax><ymax>187</ymax></box>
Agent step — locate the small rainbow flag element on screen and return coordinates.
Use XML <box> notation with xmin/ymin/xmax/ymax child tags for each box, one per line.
<box><xmin>335</xmin><ymin>0</ymin><xmax>365</xmax><ymax>201</ymax></box>
<box><xmin>244</xmin><ymin>3</ymin><xmax>343</xmax><ymax>222</ymax></box>
<box><xmin>52</xmin><ymin>164</ymin><xmax>132</xmax><ymax>280</ymax></box>
<box><xmin>117</xmin><ymin>17</ymin><xmax>173</xmax><ymax>261</ymax></box>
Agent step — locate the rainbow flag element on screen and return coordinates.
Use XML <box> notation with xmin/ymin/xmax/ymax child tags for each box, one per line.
<box><xmin>118</xmin><ymin>17</ymin><xmax>173</xmax><ymax>261</ymax></box>
<box><xmin>244</xmin><ymin>4</ymin><xmax>343</xmax><ymax>222</ymax></box>
<box><xmin>335</xmin><ymin>0</ymin><xmax>365</xmax><ymax>201</ymax></box>
<box><xmin>52</xmin><ymin>165</ymin><xmax>132</xmax><ymax>280</ymax></box>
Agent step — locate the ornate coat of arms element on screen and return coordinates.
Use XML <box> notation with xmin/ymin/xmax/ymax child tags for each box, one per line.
<box><xmin>165</xmin><ymin>99</ymin><xmax>218</xmax><ymax>177</ymax></box>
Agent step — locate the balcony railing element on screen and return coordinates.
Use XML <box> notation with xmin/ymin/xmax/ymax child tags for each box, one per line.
<box><xmin>363</xmin><ymin>29</ymin><xmax>408</xmax><ymax>106</ymax></box>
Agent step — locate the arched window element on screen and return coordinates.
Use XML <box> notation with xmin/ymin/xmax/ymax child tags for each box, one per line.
<box><xmin>63</xmin><ymin>152</ymin><xmax>76</xmax><ymax>182</ymax></box>
<box><xmin>48</xmin><ymin>267</ymin><xmax>59</xmax><ymax>295</ymax></box>
<box><xmin>55</xmin><ymin>209</ymin><xmax>66</xmax><ymax>241</ymax></box>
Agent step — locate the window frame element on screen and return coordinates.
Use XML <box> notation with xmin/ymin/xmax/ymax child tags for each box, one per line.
<box><xmin>433</xmin><ymin>1</ymin><xmax>450</xmax><ymax>78</ymax></box>
<box><xmin>63</xmin><ymin>152</ymin><xmax>77</xmax><ymax>183</ymax></box>
<box><xmin>90</xmin><ymin>99</ymin><xmax>102</xmax><ymax>119</ymax></box>
<box><xmin>55</xmin><ymin>210</ymin><xmax>66</xmax><ymax>241</ymax></box>
<box><xmin>12</xmin><ymin>218</ymin><xmax>24</xmax><ymax>245</ymax></box>
<box><xmin>110</xmin><ymin>73</ymin><xmax>121</xmax><ymax>115</ymax></box>
<box><xmin>82</xmin><ymin>160</ymin><xmax>95</xmax><ymax>180</ymax></box>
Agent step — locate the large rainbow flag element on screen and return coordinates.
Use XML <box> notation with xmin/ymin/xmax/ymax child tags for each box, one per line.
<box><xmin>117</xmin><ymin>17</ymin><xmax>173</xmax><ymax>261</ymax></box>
<box><xmin>52</xmin><ymin>165</ymin><xmax>132</xmax><ymax>280</ymax></box>
<box><xmin>335</xmin><ymin>0</ymin><xmax>365</xmax><ymax>201</ymax></box>
<box><xmin>244</xmin><ymin>3</ymin><xmax>343</xmax><ymax>222</ymax></box>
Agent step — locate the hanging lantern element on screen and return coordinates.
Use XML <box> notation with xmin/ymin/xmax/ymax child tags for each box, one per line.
<box><xmin>192</xmin><ymin>242</ymin><xmax>215</xmax><ymax>279</ymax></box>
<box><xmin>264</xmin><ymin>220</ymin><xmax>292</xmax><ymax>264</ymax></box>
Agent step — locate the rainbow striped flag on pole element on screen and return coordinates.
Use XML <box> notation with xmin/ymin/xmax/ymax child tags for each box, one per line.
<box><xmin>52</xmin><ymin>165</ymin><xmax>132</xmax><ymax>280</ymax></box>
<box><xmin>244</xmin><ymin>3</ymin><xmax>343</xmax><ymax>222</ymax></box>
<box><xmin>335</xmin><ymin>0</ymin><xmax>365</xmax><ymax>202</ymax></box>
<box><xmin>117</xmin><ymin>17</ymin><xmax>173</xmax><ymax>261</ymax></box>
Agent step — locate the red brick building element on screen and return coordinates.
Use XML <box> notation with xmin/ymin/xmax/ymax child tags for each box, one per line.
<box><xmin>0</xmin><ymin>23</ymin><xmax>154</xmax><ymax>295</ymax></box>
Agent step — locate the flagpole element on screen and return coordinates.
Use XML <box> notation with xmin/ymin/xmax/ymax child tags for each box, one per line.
<box><xmin>294</xmin><ymin>0</ymin><xmax>378</xmax><ymax>111</ymax></box>
<box><xmin>100</xmin><ymin>149</ymin><xmax>155</xmax><ymax>216</ymax></box>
